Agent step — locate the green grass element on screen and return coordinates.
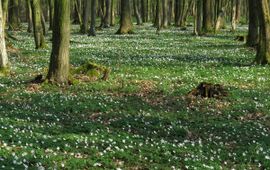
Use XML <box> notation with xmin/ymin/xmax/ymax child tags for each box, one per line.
<box><xmin>0</xmin><ymin>23</ymin><xmax>270</xmax><ymax>169</ymax></box>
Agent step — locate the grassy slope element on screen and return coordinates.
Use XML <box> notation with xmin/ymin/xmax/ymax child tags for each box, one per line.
<box><xmin>0</xmin><ymin>24</ymin><xmax>270</xmax><ymax>169</ymax></box>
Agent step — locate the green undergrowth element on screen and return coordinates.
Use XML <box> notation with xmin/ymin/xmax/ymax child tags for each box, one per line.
<box><xmin>0</xmin><ymin>24</ymin><xmax>269</xmax><ymax>169</ymax></box>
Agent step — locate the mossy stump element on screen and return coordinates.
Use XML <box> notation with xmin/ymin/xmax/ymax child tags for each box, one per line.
<box><xmin>72</xmin><ymin>61</ymin><xmax>110</xmax><ymax>82</ymax></box>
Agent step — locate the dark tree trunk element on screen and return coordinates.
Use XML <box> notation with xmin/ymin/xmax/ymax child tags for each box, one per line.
<box><xmin>89</xmin><ymin>0</ymin><xmax>96</xmax><ymax>36</ymax></box>
<box><xmin>256</xmin><ymin>0</ymin><xmax>270</xmax><ymax>64</ymax></box>
<box><xmin>73</xmin><ymin>0</ymin><xmax>82</xmax><ymax>25</ymax></box>
<box><xmin>246</xmin><ymin>0</ymin><xmax>259</xmax><ymax>47</ymax></box>
<box><xmin>9</xmin><ymin>0</ymin><xmax>20</xmax><ymax>30</ymax></box>
<box><xmin>103</xmin><ymin>0</ymin><xmax>111</xmax><ymax>28</ymax></box>
<box><xmin>116</xmin><ymin>0</ymin><xmax>133</xmax><ymax>34</ymax></box>
<box><xmin>162</xmin><ymin>0</ymin><xmax>168</xmax><ymax>28</ymax></box>
<box><xmin>80</xmin><ymin>0</ymin><xmax>91</xmax><ymax>34</ymax></box>
<box><xmin>202</xmin><ymin>0</ymin><xmax>212</xmax><ymax>32</ymax></box>
<box><xmin>47</xmin><ymin>0</ymin><xmax>70</xmax><ymax>84</ymax></box>
<box><xmin>26</xmin><ymin>0</ymin><xmax>33</xmax><ymax>33</ymax></box>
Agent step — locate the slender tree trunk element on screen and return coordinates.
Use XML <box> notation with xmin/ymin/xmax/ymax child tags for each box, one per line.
<box><xmin>9</xmin><ymin>0</ymin><xmax>20</xmax><ymax>30</ymax></box>
<box><xmin>215</xmin><ymin>1</ymin><xmax>227</xmax><ymax>32</ymax></box>
<box><xmin>47</xmin><ymin>0</ymin><xmax>70</xmax><ymax>84</ymax></box>
<box><xmin>168</xmin><ymin>0</ymin><xmax>173</xmax><ymax>26</ymax></box>
<box><xmin>31</xmin><ymin>0</ymin><xmax>46</xmax><ymax>49</ymax></box>
<box><xmin>134</xmin><ymin>0</ymin><xmax>142</xmax><ymax>25</ymax></box>
<box><xmin>202</xmin><ymin>0</ymin><xmax>212</xmax><ymax>32</ymax></box>
<box><xmin>0</xmin><ymin>0</ymin><xmax>8</xmax><ymax>70</ymax></box>
<box><xmin>48</xmin><ymin>0</ymin><xmax>54</xmax><ymax>30</ymax></box>
<box><xmin>41</xmin><ymin>12</ymin><xmax>46</xmax><ymax>35</ymax></box>
<box><xmin>26</xmin><ymin>0</ymin><xmax>33</xmax><ymax>33</ymax></box>
<box><xmin>116</xmin><ymin>0</ymin><xmax>133</xmax><ymax>34</ymax></box>
<box><xmin>175</xmin><ymin>0</ymin><xmax>185</xmax><ymax>27</ymax></box>
<box><xmin>195</xmin><ymin>0</ymin><xmax>202</xmax><ymax>35</ymax></box>
<box><xmin>246</xmin><ymin>0</ymin><xmax>259</xmax><ymax>47</ymax></box>
<box><xmin>162</xmin><ymin>0</ymin><xmax>168</xmax><ymax>28</ymax></box>
<box><xmin>103</xmin><ymin>0</ymin><xmax>111</xmax><ymax>27</ymax></box>
<box><xmin>231</xmin><ymin>0</ymin><xmax>237</xmax><ymax>31</ymax></box>
<box><xmin>235</xmin><ymin>0</ymin><xmax>241</xmax><ymax>23</ymax></box>
<box><xmin>89</xmin><ymin>0</ymin><xmax>96</xmax><ymax>36</ymax></box>
<box><xmin>256</xmin><ymin>0</ymin><xmax>270</xmax><ymax>64</ymax></box>
<box><xmin>73</xmin><ymin>0</ymin><xmax>82</xmax><ymax>25</ymax></box>
<box><xmin>2</xmin><ymin>0</ymin><xmax>9</xmax><ymax>29</ymax></box>
<box><xmin>80</xmin><ymin>0</ymin><xmax>90</xmax><ymax>34</ymax></box>
<box><xmin>110</xmin><ymin>0</ymin><xmax>115</xmax><ymax>26</ymax></box>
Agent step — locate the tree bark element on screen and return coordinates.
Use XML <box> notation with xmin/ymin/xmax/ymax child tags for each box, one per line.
<box><xmin>9</xmin><ymin>0</ymin><xmax>20</xmax><ymax>30</ymax></box>
<box><xmin>134</xmin><ymin>0</ymin><xmax>143</xmax><ymax>25</ymax></box>
<box><xmin>103</xmin><ymin>0</ymin><xmax>111</xmax><ymax>27</ymax></box>
<box><xmin>2</xmin><ymin>0</ymin><xmax>9</xmax><ymax>30</ymax></box>
<box><xmin>162</xmin><ymin>0</ymin><xmax>168</xmax><ymax>28</ymax></box>
<box><xmin>256</xmin><ymin>0</ymin><xmax>270</xmax><ymax>64</ymax></box>
<box><xmin>73</xmin><ymin>0</ymin><xmax>82</xmax><ymax>25</ymax></box>
<box><xmin>110</xmin><ymin>0</ymin><xmax>115</xmax><ymax>26</ymax></box>
<box><xmin>231</xmin><ymin>0</ymin><xmax>237</xmax><ymax>31</ymax></box>
<box><xmin>246</xmin><ymin>0</ymin><xmax>259</xmax><ymax>47</ymax></box>
<box><xmin>80</xmin><ymin>0</ymin><xmax>91</xmax><ymax>34</ymax></box>
<box><xmin>0</xmin><ymin>0</ymin><xmax>8</xmax><ymax>69</ymax></box>
<box><xmin>31</xmin><ymin>0</ymin><xmax>46</xmax><ymax>49</ymax></box>
<box><xmin>116</xmin><ymin>0</ymin><xmax>133</xmax><ymax>34</ymax></box>
<box><xmin>26</xmin><ymin>0</ymin><xmax>33</xmax><ymax>33</ymax></box>
<box><xmin>202</xmin><ymin>0</ymin><xmax>212</xmax><ymax>32</ymax></box>
<box><xmin>195</xmin><ymin>0</ymin><xmax>202</xmax><ymax>35</ymax></box>
<box><xmin>89</xmin><ymin>0</ymin><xmax>96</xmax><ymax>36</ymax></box>
<box><xmin>48</xmin><ymin>0</ymin><xmax>54</xmax><ymax>30</ymax></box>
<box><xmin>47</xmin><ymin>0</ymin><xmax>70</xmax><ymax>84</ymax></box>
<box><xmin>215</xmin><ymin>1</ymin><xmax>227</xmax><ymax>32</ymax></box>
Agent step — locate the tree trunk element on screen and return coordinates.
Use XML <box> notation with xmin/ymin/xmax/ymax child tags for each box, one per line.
<box><xmin>110</xmin><ymin>0</ymin><xmax>115</xmax><ymax>26</ymax></box>
<box><xmin>231</xmin><ymin>0</ymin><xmax>237</xmax><ymax>31</ymax></box>
<box><xmin>48</xmin><ymin>0</ymin><xmax>54</xmax><ymax>30</ymax></box>
<box><xmin>26</xmin><ymin>0</ymin><xmax>33</xmax><ymax>33</ymax></box>
<box><xmin>31</xmin><ymin>0</ymin><xmax>46</xmax><ymax>49</ymax></box>
<box><xmin>235</xmin><ymin>0</ymin><xmax>241</xmax><ymax>23</ymax></box>
<box><xmin>9</xmin><ymin>0</ymin><xmax>20</xmax><ymax>30</ymax></box>
<box><xmin>168</xmin><ymin>0</ymin><xmax>173</xmax><ymax>26</ymax></box>
<box><xmin>246</xmin><ymin>0</ymin><xmax>259</xmax><ymax>47</ymax></box>
<box><xmin>73</xmin><ymin>0</ymin><xmax>82</xmax><ymax>25</ymax></box>
<box><xmin>89</xmin><ymin>0</ymin><xmax>96</xmax><ymax>36</ymax></box>
<box><xmin>2</xmin><ymin>0</ymin><xmax>9</xmax><ymax>29</ymax></box>
<box><xmin>175</xmin><ymin>0</ymin><xmax>185</xmax><ymax>27</ymax></box>
<box><xmin>134</xmin><ymin>0</ymin><xmax>142</xmax><ymax>25</ymax></box>
<box><xmin>202</xmin><ymin>0</ymin><xmax>212</xmax><ymax>32</ymax></box>
<box><xmin>215</xmin><ymin>1</ymin><xmax>227</xmax><ymax>32</ymax></box>
<box><xmin>0</xmin><ymin>0</ymin><xmax>8</xmax><ymax>70</ymax></box>
<box><xmin>256</xmin><ymin>0</ymin><xmax>270</xmax><ymax>64</ymax></box>
<box><xmin>116</xmin><ymin>0</ymin><xmax>133</xmax><ymax>34</ymax></box>
<box><xmin>80</xmin><ymin>0</ymin><xmax>91</xmax><ymax>34</ymax></box>
<box><xmin>162</xmin><ymin>0</ymin><xmax>168</xmax><ymax>28</ymax></box>
<box><xmin>47</xmin><ymin>0</ymin><xmax>70</xmax><ymax>84</ymax></box>
<box><xmin>194</xmin><ymin>0</ymin><xmax>202</xmax><ymax>35</ymax></box>
<box><xmin>103</xmin><ymin>0</ymin><xmax>111</xmax><ymax>27</ymax></box>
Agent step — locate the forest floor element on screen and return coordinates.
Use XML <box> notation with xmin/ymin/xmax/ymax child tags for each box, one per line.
<box><xmin>0</xmin><ymin>24</ymin><xmax>270</xmax><ymax>169</ymax></box>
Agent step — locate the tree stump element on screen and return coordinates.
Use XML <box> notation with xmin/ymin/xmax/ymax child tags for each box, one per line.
<box><xmin>188</xmin><ymin>82</ymin><xmax>228</xmax><ymax>99</ymax></box>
